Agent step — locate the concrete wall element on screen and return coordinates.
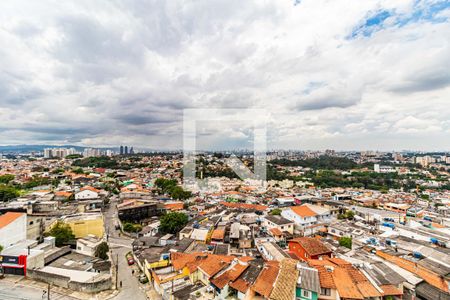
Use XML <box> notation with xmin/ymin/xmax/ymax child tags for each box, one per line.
<box><xmin>27</xmin><ymin>269</ymin><xmax>112</xmax><ymax>293</ymax></box>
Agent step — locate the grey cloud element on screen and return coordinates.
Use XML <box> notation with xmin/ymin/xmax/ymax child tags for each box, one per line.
<box><xmin>390</xmin><ymin>67</ymin><xmax>450</xmax><ymax>94</ymax></box>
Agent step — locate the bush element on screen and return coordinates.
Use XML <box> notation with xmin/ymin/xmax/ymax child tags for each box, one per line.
<box><xmin>95</xmin><ymin>242</ymin><xmax>110</xmax><ymax>260</ymax></box>
<box><xmin>123</xmin><ymin>222</ymin><xmax>142</xmax><ymax>233</ymax></box>
<box><xmin>270</xmin><ymin>208</ymin><xmax>282</xmax><ymax>215</ymax></box>
<box><xmin>339</xmin><ymin>237</ymin><xmax>352</xmax><ymax>249</ymax></box>
<box><xmin>45</xmin><ymin>221</ymin><xmax>75</xmax><ymax>247</ymax></box>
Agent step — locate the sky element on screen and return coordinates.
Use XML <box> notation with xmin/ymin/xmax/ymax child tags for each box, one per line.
<box><xmin>0</xmin><ymin>0</ymin><xmax>449</xmax><ymax>151</ymax></box>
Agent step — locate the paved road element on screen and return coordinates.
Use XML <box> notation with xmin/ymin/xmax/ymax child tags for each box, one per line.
<box><xmin>104</xmin><ymin>197</ymin><xmax>150</xmax><ymax>300</ymax></box>
<box><xmin>0</xmin><ymin>280</ymin><xmax>76</xmax><ymax>300</ymax></box>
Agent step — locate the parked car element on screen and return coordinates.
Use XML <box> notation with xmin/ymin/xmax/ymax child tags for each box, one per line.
<box><xmin>127</xmin><ymin>258</ymin><xmax>135</xmax><ymax>265</ymax></box>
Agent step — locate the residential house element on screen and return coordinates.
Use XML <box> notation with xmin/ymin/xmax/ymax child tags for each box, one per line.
<box><xmin>76</xmin><ymin>235</ymin><xmax>103</xmax><ymax>256</ymax></box>
<box><xmin>296</xmin><ymin>263</ymin><xmax>321</xmax><ymax>300</ymax></box>
<box><xmin>75</xmin><ymin>186</ymin><xmax>100</xmax><ymax>200</ymax></box>
<box><xmin>288</xmin><ymin>237</ymin><xmax>332</xmax><ymax>261</ymax></box>
<box><xmin>264</xmin><ymin>215</ymin><xmax>295</xmax><ymax>235</ymax></box>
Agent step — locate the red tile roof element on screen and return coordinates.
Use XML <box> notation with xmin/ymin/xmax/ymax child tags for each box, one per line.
<box><xmin>290</xmin><ymin>205</ymin><xmax>317</xmax><ymax>217</ymax></box>
<box><xmin>211</xmin><ymin>229</ymin><xmax>225</xmax><ymax>240</ymax></box>
<box><xmin>197</xmin><ymin>254</ymin><xmax>235</xmax><ymax>277</ymax></box>
<box><xmin>220</xmin><ymin>201</ymin><xmax>267</xmax><ymax>211</ymax></box>
<box><xmin>289</xmin><ymin>237</ymin><xmax>331</xmax><ymax>256</ymax></box>
<box><xmin>210</xmin><ymin>261</ymin><xmax>249</xmax><ymax>289</ymax></box>
<box><xmin>308</xmin><ymin>258</ymin><xmax>381</xmax><ymax>299</ymax></box>
<box><xmin>270</xmin><ymin>227</ymin><xmax>283</xmax><ymax>236</ymax></box>
<box><xmin>252</xmin><ymin>261</ymin><xmax>280</xmax><ymax>297</ymax></box>
<box><xmin>164</xmin><ymin>202</ymin><xmax>184</xmax><ymax>211</ymax></box>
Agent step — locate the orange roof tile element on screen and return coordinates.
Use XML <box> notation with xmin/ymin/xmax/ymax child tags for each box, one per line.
<box><xmin>80</xmin><ymin>186</ymin><xmax>100</xmax><ymax>193</ymax></box>
<box><xmin>212</xmin><ymin>229</ymin><xmax>225</xmax><ymax>240</ymax></box>
<box><xmin>308</xmin><ymin>258</ymin><xmax>381</xmax><ymax>299</ymax></box>
<box><xmin>289</xmin><ymin>237</ymin><xmax>331</xmax><ymax>256</ymax></box>
<box><xmin>252</xmin><ymin>261</ymin><xmax>280</xmax><ymax>297</ymax></box>
<box><xmin>270</xmin><ymin>227</ymin><xmax>283</xmax><ymax>236</ymax></box>
<box><xmin>290</xmin><ymin>205</ymin><xmax>317</xmax><ymax>217</ymax></box>
<box><xmin>55</xmin><ymin>191</ymin><xmax>73</xmax><ymax>197</ymax></box>
<box><xmin>210</xmin><ymin>261</ymin><xmax>249</xmax><ymax>289</ymax></box>
<box><xmin>0</xmin><ymin>212</ymin><xmax>25</xmax><ymax>229</ymax></box>
<box><xmin>197</xmin><ymin>254</ymin><xmax>234</xmax><ymax>277</ymax></box>
<box><xmin>220</xmin><ymin>201</ymin><xmax>267</xmax><ymax>211</ymax></box>
<box><xmin>380</xmin><ymin>284</ymin><xmax>403</xmax><ymax>296</ymax></box>
<box><xmin>229</xmin><ymin>278</ymin><xmax>250</xmax><ymax>293</ymax></box>
<box><xmin>164</xmin><ymin>202</ymin><xmax>184</xmax><ymax>211</ymax></box>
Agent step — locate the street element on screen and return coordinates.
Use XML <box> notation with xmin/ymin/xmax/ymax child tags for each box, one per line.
<box><xmin>104</xmin><ymin>197</ymin><xmax>155</xmax><ymax>300</ymax></box>
<box><xmin>0</xmin><ymin>280</ymin><xmax>76</xmax><ymax>300</ymax></box>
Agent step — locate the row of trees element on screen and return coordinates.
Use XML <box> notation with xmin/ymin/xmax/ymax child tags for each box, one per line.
<box><xmin>270</xmin><ymin>156</ymin><xmax>359</xmax><ymax>170</ymax></box>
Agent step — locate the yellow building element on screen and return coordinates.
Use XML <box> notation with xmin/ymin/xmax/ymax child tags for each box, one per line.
<box><xmin>61</xmin><ymin>213</ymin><xmax>105</xmax><ymax>238</ymax></box>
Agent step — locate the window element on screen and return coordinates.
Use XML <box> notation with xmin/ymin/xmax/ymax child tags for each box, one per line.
<box><xmin>320</xmin><ymin>288</ymin><xmax>331</xmax><ymax>296</ymax></box>
<box><xmin>302</xmin><ymin>290</ymin><xmax>311</xmax><ymax>299</ymax></box>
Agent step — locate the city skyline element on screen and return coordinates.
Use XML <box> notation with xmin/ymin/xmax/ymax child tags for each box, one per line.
<box><xmin>0</xmin><ymin>1</ymin><xmax>449</xmax><ymax>150</ymax></box>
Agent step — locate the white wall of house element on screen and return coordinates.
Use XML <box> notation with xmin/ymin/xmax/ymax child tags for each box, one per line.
<box><xmin>263</xmin><ymin>219</ymin><xmax>294</xmax><ymax>234</ymax></box>
<box><xmin>0</xmin><ymin>214</ymin><xmax>27</xmax><ymax>247</ymax></box>
<box><xmin>281</xmin><ymin>209</ymin><xmax>317</xmax><ymax>228</ymax></box>
<box><xmin>75</xmin><ymin>190</ymin><xmax>99</xmax><ymax>200</ymax></box>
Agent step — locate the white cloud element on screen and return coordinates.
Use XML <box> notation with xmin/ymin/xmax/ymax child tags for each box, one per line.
<box><xmin>0</xmin><ymin>0</ymin><xmax>449</xmax><ymax>150</ymax></box>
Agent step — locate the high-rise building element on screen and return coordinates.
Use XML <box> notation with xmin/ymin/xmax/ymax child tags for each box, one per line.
<box><xmin>124</xmin><ymin>146</ymin><xmax>128</xmax><ymax>155</ymax></box>
<box><xmin>120</xmin><ymin>146</ymin><xmax>124</xmax><ymax>155</ymax></box>
<box><xmin>83</xmin><ymin>148</ymin><xmax>101</xmax><ymax>158</ymax></box>
<box><xmin>129</xmin><ymin>147</ymin><xmax>134</xmax><ymax>154</ymax></box>
<box><xmin>44</xmin><ymin>148</ymin><xmax>76</xmax><ymax>158</ymax></box>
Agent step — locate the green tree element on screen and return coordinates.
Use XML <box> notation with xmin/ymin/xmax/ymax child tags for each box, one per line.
<box><xmin>159</xmin><ymin>212</ymin><xmax>189</xmax><ymax>234</ymax></box>
<box><xmin>345</xmin><ymin>210</ymin><xmax>355</xmax><ymax>220</ymax></box>
<box><xmin>45</xmin><ymin>221</ymin><xmax>75</xmax><ymax>247</ymax></box>
<box><xmin>123</xmin><ymin>222</ymin><xmax>142</xmax><ymax>233</ymax></box>
<box><xmin>270</xmin><ymin>208</ymin><xmax>282</xmax><ymax>215</ymax></box>
<box><xmin>66</xmin><ymin>154</ymin><xmax>82</xmax><ymax>159</ymax></box>
<box><xmin>0</xmin><ymin>245</ymin><xmax>3</xmax><ymax>253</ymax></box>
<box><xmin>73</xmin><ymin>167</ymin><xmax>84</xmax><ymax>174</ymax></box>
<box><xmin>0</xmin><ymin>174</ymin><xmax>15</xmax><ymax>184</ymax></box>
<box><xmin>0</xmin><ymin>185</ymin><xmax>20</xmax><ymax>201</ymax></box>
<box><xmin>94</xmin><ymin>241</ymin><xmax>109</xmax><ymax>260</ymax></box>
<box><xmin>339</xmin><ymin>237</ymin><xmax>352</xmax><ymax>249</ymax></box>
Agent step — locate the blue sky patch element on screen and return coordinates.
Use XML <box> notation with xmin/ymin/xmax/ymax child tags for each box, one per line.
<box><xmin>349</xmin><ymin>0</ymin><xmax>450</xmax><ymax>39</ymax></box>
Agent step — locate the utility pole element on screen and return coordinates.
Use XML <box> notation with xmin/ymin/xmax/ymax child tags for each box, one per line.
<box><xmin>115</xmin><ymin>253</ymin><xmax>119</xmax><ymax>290</ymax></box>
<box><xmin>47</xmin><ymin>283</ymin><xmax>50</xmax><ymax>300</ymax></box>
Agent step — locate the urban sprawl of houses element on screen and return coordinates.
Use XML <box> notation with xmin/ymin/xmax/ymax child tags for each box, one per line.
<box><xmin>0</xmin><ymin>147</ymin><xmax>449</xmax><ymax>300</ymax></box>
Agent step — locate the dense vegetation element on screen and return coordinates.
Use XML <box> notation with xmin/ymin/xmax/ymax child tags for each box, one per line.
<box><xmin>159</xmin><ymin>212</ymin><xmax>189</xmax><ymax>234</ymax></box>
<box><xmin>309</xmin><ymin>170</ymin><xmax>419</xmax><ymax>191</ymax></box>
<box><xmin>73</xmin><ymin>156</ymin><xmax>118</xmax><ymax>168</ymax></box>
<box><xmin>65</xmin><ymin>154</ymin><xmax>83</xmax><ymax>159</ymax></box>
<box><xmin>154</xmin><ymin>178</ymin><xmax>192</xmax><ymax>200</ymax></box>
<box><xmin>123</xmin><ymin>222</ymin><xmax>143</xmax><ymax>233</ymax></box>
<box><xmin>270</xmin><ymin>156</ymin><xmax>359</xmax><ymax>170</ymax></box>
<box><xmin>0</xmin><ymin>185</ymin><xmax>20</xmax><ymax>201</ymax></box>
<box><xmin>0</xmin><ymin>174</ymin><xmax>15</xmax><ymax>184</ymax></box>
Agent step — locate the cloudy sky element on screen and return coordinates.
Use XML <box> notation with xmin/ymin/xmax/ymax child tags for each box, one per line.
<box><xmin>0</xmin><ymin>0</ymin><xmax>449</xmax><ymax>151</ymax></box>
